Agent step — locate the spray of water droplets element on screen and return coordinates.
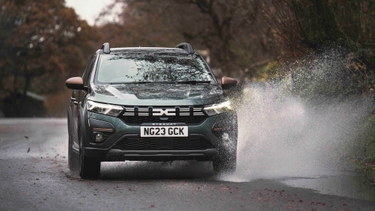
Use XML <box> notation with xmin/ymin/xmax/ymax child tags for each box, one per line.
<box><xmin>222</xmin><ymin>48</ymin><xmax>374</xmax><ymax>182</ymax></box>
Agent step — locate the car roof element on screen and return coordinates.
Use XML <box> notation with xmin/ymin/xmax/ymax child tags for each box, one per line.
<box><xmin>97</xmin><ymin>47</ymin><xmax>189</xmax><ymax>55</ymax></box>
<box><xmin>99</xmin><ymin>42</ymin><xmax>196</xmax><ymax>55</ymax></box>
<box><xmin>111</xmin><ymin>47</ymin><xmax>177</xmax><ymax>51</ymax></box>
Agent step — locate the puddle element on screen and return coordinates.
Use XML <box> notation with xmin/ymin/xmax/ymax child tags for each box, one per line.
<box><xmin>282</xmin><ymin>172</ymin><xmax>375</xmax><ymax>201</ymax></box>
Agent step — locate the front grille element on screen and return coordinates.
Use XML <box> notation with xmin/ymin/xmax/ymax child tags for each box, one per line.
<box><xmin>120</xmin><ymin>116</ymin><xmax>207</xmax><ymax>125</ymax></box>
<box><xmin>114</xmin><ymin>137</ymin><xmax>214</xmax><ymax>150</ymax></box>
<box><xmin>120</xmin><ymin>106</ymin><xmax>207</xmax><ymax>125</ymax></box>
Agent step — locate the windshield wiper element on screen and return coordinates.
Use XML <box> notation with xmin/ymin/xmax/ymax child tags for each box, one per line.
<box><xmin>108</xmin><ymin>81</ymin><xmax>212</xmax><ymax>85</ymax></box>
<box><xmin>175</xmin><ymin>81</ymin><xmax>211</xmax><ymax>84</ymax></box>
<box><xmin>109</xmin><ymin>81</ymin><xmax>174</xmax><ymax>85</ymax></box>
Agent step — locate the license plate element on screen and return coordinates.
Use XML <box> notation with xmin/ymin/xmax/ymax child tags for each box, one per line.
<box><xmin>140</xmin><ymin>126</ymin><xmax>188</xmax><ymax>137</ymax></box>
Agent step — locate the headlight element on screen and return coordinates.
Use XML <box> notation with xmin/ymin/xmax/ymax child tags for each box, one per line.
<box><xmin>87</xmin><ymin>101</ymin><xmax>123</xmax><ymax>117</ymax></box>
<box><xmin>204</xmin><ymin>100</ymin><xmax>233</xmax><ymax>116</ymax></box>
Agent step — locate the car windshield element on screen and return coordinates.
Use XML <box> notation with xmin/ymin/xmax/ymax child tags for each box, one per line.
<box><xmin>96</xmin><ymin>52</ymin><xmax>215</xmax><ymax>84</ymax></box>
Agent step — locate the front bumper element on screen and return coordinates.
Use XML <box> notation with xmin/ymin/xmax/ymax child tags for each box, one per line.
<box><xmin>83</xmin><ymin>111</ymin><xmax>237</xmax><ymax>161</ymax></box>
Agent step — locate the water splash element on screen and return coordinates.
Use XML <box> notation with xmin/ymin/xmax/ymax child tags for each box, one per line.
<box><xmin>222</xmin><ymin>48</ymin><xmax>373</xmax><ymax>182</ymax></box>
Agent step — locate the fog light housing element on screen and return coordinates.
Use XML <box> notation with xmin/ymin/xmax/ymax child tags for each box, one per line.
<box><xmin>222</xmin><ymin>132</ymin><xmax>229</xmax><ymax>141</ymax></box>
<box><xmin>95</xmin><ymin>133</ymin><xmax>104</xmax><ymax>142</ymax></box>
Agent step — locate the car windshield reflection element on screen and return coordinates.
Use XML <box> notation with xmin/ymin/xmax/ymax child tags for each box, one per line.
<box><xmin>97</xmin><ymin>53</ymin><xmax>214</xmax><ymax>84</ymax></box>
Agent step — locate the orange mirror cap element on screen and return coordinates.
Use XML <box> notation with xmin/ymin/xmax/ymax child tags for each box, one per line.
<box><xmin>66</xmin><ymin>77</ymin><xmax>84</xmax><ymax>89</ymax></box>
<box><xmin>222</xmin><ymin>76</ymin><xmax>237</xmax><ymax>85</ymax></box>
<box><xmin>221</xmin><ymin>77</ymin><xmax>238</xmax><ymax>90</ymax></box>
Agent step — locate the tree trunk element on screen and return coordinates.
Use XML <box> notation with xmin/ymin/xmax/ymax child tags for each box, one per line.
<box><xmin>291</xmin><ymin>0</ymin><xmax>356</xmax><ymax>50</ymax></box>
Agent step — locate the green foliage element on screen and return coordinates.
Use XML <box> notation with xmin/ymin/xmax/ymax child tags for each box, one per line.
<box><xmin>291</xmin><ymin>0</ymin><xmax>355</xmax><ymax>49</ymax></box>
<box><xmin>353</xmin><ymin>114</ymin><xmax>375</xmax><ymax>178</ymax></box>
<box><xmin>361</xmin><ymin>115</ymin><xmax>375</xmax><ymax>158</ymax></box>
<box><xmin>270</xmin><ymin>48</ymin><xmax>374</xmax><ymax>104</ymax></box>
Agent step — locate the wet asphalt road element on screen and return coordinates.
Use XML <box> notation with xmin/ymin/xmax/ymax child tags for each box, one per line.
<box><xmin>1</xmin><ymin>118</ymin><xmax>375</xmax><ymax>211</ymax></box>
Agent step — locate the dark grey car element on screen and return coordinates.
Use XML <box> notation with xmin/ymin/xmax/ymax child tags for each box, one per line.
<box><xmin>66</xmin><ymin>42</ymin><xmax>238</xmax><ymax>179</ymax></box>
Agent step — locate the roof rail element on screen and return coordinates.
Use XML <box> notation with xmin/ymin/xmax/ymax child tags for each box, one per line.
<box><xmin>175</xmin><ymin>42</ymin><xmax>195</xmax><ymax>54</ymax></box>
<box><xmin>101</xmin><ymin>42</ymin><xmax>110</xmax><ymax>54</ymax></box>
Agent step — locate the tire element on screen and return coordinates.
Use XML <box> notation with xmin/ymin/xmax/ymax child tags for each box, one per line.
<box><xmin>79</xmin><ymin>138</ymin><xmax>101</xmax><ymax>179</ymax></box>
<box><xmin>67</xmin><ymin>115</ymin><xmax>78</xmax><ymax>171</ymax></box>
<box><xmin>213</xmin><ymin>150</ymin><xmax>237</xmax><ymax>174</ymax></box>
<box><xmin>68</xmin><ymin>137</ymin><xmax>79</xmax><ymax>171</ymax></box>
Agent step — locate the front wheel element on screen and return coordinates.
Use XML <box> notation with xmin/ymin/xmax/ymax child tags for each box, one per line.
<box><xmin>79</xmin><ymin>139</ymin><xmax>101</xmax><ymax>179</ymax></box>
<box><xmin>68</xmin><ymin>138</ymin><xmax>79</xmax><ymax>171</ymax></box>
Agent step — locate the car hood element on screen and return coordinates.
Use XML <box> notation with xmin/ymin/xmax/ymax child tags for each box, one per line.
<box><xmin>88</xmin><ymin>83</ymin><xmax>227</xmax><ymax>106</ymax></box>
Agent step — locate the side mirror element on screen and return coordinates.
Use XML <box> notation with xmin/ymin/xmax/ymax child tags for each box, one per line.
<box><xmin>66</xmin><ymin>77</ymin><xmax>85</xmax><ymax>90</ymax></box>
<box><xmin>221</xmin><ymin>76</ymin><xmax>238</xmax><ymax>90</ymax></box>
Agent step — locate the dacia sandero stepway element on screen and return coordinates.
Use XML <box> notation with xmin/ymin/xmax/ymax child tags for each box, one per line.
<box><xmin>66</xmin><ymin>42</ymin><xmax>238</xmax><ymax>179</ymax></box>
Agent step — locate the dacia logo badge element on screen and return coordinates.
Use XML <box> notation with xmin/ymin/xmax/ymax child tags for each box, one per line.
<box><xmin>152</xmin><ymin>108</ymin><xmax>176</xmax><ymax>116</ymax></box>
